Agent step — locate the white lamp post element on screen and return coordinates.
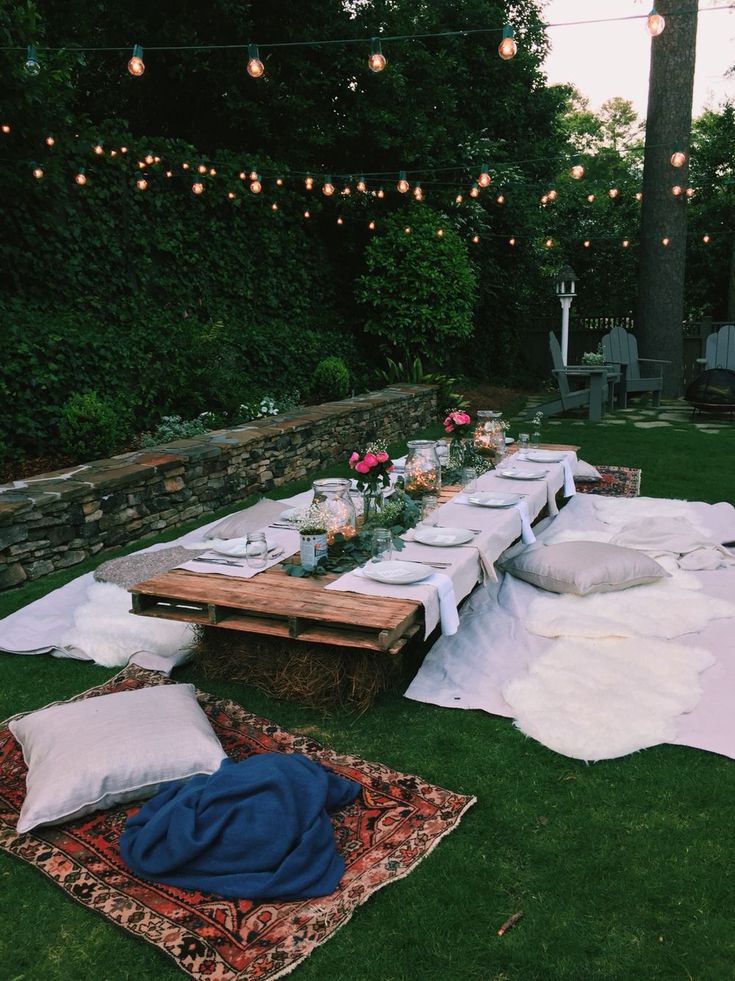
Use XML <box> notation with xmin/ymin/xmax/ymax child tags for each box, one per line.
<box><xmin>554</xmin><ymin>265</ymin><xmax>578</xmax><ymax>366</ymax></box>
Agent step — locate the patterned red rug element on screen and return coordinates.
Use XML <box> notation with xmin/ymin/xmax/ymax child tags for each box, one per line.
<box><xmin>574</xmin><ymin>465</ymin><xmax>641</xmax><ymax>497</ymax></box>
<box><xmin>0</xmin><ymin>666</ymin><xmax>475</xmax><ymax>981</ymax></box>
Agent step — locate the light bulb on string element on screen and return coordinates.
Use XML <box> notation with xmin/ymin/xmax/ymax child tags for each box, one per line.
<box><xmin>545</xmin><ymin>238</ymin><xmax>553</xmax><ymax>248</ymax></box>
<box><xmin>250</xmin><ymin>174</ymin><xmax>262</xmax><ymax>193</ymax></box>
<box><xmin>470</xmin><ymin>183</ymin><xmax>480</xmax><ymax>198</ymax></box>
<box><xmin>570</xmin><ymin>164</ymin><xmax>584</xmax><ymax>179</ymax></box>
<box><xmin>368</xmin><ymin>38</ymin><xmax>386</xmax><ymax>72</ymax></box>
<box><xmin>703</xmin><ymin>234</ymin><xmax>710</xmax><ymax>243</ymax></box>
<box><xmin>165</xmin><ymin>170</ymin><xmax>172</xmax><ymax>177</ymax></box>
<box><xmin>137</xmin><ymin>161</ymin><xmax>146</xmax><ymax>169</ymax></box>
<box><xmin>455</xmin><ymin>192</ymin><xmax>463</xmax><ymax>204</ymax></box>
<box><xmin>622</xmin><ymin>239</ymin><xmax>630</xmax><ymax>248</ymax></box>
<box><xmin>583</xmin><ymin>239</ymin><xmax>591</xmax><ymax>248</ymax></box>
<box><xmin>275</xmin><ymin>177</ymin><xmax>283</xmax><ymax>186</ymax></box>
<box><xmin>128</xmin><ymin>44</ymin><xmax>145</xmax><ymax>76</ymax></box>
<box><xmin>548</xmin><ymin>189</ymin><xmax>557</xmax><ymax>200</ymax></box>
<box><xmin>239</xmin><ymin>171</ymin><xmax>247</xmax><ymax>181</ymax></box>
<box><xmin>686</xmin><ymin>187</ymin><xmax>695</xmax><ymax>198</ymax></box>
<box><xmin>672</xmin><ymin>185</ymin><xmax>683</xmax><ymax>196</ymax></box>
<box><xmin>368</xmin><ymin>221</ymin><xmax>376</xmax><ymax>230</ymax></box>
<box><xmin>322</xmin><ymin>175</ymin><xmax>335</xmax><ymax>196</ymax></box>
<box><xmin>508</xmin><ymin>237</ymin><xmax>516</xmax><ymax>246</ymax></box>
<box><xmin>303</xmin><ymin>210</ymin><xmax>310</xmax><ymax>218</ymax></box>
<box><xmin>32</xmin><ymin>164</ymin><xmax>44</xmax><ymax>179</ymax></box>
<box><xmin>671</xmin><ymin>149</ymin><xmax>687</xmax><ymax>168</ymax></box>
<box><xmin>377</xmin><ymin>187</ymin><xmax>385</xmax><ymax>199</ymax></box>
<box><xmin>45</xmin><ymin>135</ymin><xmax>54</xmax><ymax>145</ymax></box>
<box><xmin>341</xmin><ymin>185</ymin><xmax>351</xmax><ymax>195</ymax></box>
<box><xmin>136</xmin><ymin>177</ymin><xmax>149</xmax><ymax>190</ymax></box>
<box><xmin>74</xmin><ymin>169</ymin><xmax>87</xmax><ymax>186</ymax></box>
<box><xmin>144</xmin><ymin>153</ymin><xmax>154</xmax><ymax>165</ymax></box>
<box><xmin>305</xmin><ymin>175</ymin><xmax>314</xmax><ymax>190</ymax></box>
<box><xmin>249</xmin><ymin>170</ymin><xmax>258</xmax><ymax>180</ymax></box>
<box><xmin>540</xmin><ymin>194</ymin><xmax>549</xmax><ymax>205</ymax></box>
<box><xmin>247</xmin><ymin>43</ymin><xmax>265</xmax><ymax>78</ymax></box>
<box><xmin>227</xmin><ymin>191</ymin><xmax>236</xmax><ymax>200</ymax></box>
<box><xmin>635</xmin><ymin>191</ymin><xmax>643</xmax><ymax>201</ymax></box>
<box><xmin>182</xmin><ymin>162</ymin><xmax>190</xmax><ymax>170</ymax></box>
<box><xmin>192</xmin><ymin>182</ymin><xmax>204</xmax><ymax>194</ymax></box>
<box><xmin>197</xmin><ymin>163</ymin><xmax>206</xmax><ymax>174</ymax></box>
<box><xmin>436</xmin><ymin>228</ymin><xmax>444</xmax><ymax>237</ymax></box>
<box><xmin>120</xmin><ymin>146</ymin><xmax>128</xmax><ymax>154</ymax></box>
<box><xmin>271</xmin><ymin>202</ymin><xmax>279</xmax><ymax>211</ymax></box>
<box><xmin>93</xmin><ymin>144</ymin><xmax>104</xmax><ymax>155</ymax></box>
<box><xmin>647</xmin><ymin>7</ymin><xmax>665</xmax><ymax>37</ymax></box>
<box><xmin>356</xmin><ymin>176</ymin><xmax>366</xmax><ymax>192</ymax></box>
<box><xmin>608</xmin><ymin>187</ymin><xmax>619</xmax><ymax>199</ymax></box>
<box><xmin>24</xmin><ymin>44</ymin><xmax>41</xmax><ymax>76</ymax></box>
<box><xmin>662</xmin><ymin>237</ymin><xmax>670</xmax><ymax>246</ymax></box>
<box><xmin>587</xmin><ymin>193</ymin><xmax>595</xmax><ymax>202</ymax></box>
<box><xmin>471</xmin><ymin>235</ymin><xmax>480</xmax><ymax>244</ymax></box>
<box><xmin>1</xmin><ymin>124</ymin><xmax>10</xmax><ymax>135</ymax></box>
<box><xmin>209</xmin><ymin>167</ymin><xmax>216</xmax><ymax>176</ymax></box>
<box><xmin>478</xmin><ymin>163</ymin><xmax>491</xmax><ymax>187</ymax></box>
<box><xmin>110</xmin><ymin>149</ymin><xmax>118</xmax><ymax>157</ymax></box>
<box><xmin>396</xmin><ymin>170</ymin><xmax>409</xmax><ymax>193</ymax></box>
<box><xmin>404</xmin><ymin>226</ymin><xmax>411</xmax><ymax>234</ymax></box>
<box><xmin>413</xmin><ymin>184</ymin><xmax>423</xmax><ymax>201</ymax></box>
<box><xmin>498</xmin><ymin>25</ymin><xmax>517</xmax><ymax>60</ymax></box>
<box><xmin>496</xmin><ymin>194</ymin><xmax>505</xmax><ymax>204</ymax></box>
<box><xmin>337</xmin><ymin>217</ymin><xmax>344</xmax><ymax>225</ymax></box>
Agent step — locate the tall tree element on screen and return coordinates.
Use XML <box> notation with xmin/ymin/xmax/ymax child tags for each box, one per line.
<box><xmin>636</xmin><ymin>0</ymin><xmax>698</xmax><ymax>395</ymax></box>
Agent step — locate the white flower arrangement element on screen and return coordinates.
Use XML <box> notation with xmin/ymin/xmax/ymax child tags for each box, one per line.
<box><xmin>293</xmin><ymin>504</ymin><xmax>329</xmax><ymax>535</ymax></box>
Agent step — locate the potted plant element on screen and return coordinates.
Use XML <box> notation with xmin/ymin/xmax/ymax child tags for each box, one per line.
<box><xmin>294</xmin><ymin>505</ymin><xmax>329</xmax><ymax>571</ymax></box>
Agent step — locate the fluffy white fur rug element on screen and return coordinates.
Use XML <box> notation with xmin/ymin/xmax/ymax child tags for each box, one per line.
<box><xmin>60</xmin><ymin>581</ymin><xmax>195</xmax><ymax>668</ymax></box>
<box><xmin>501</xmin><ymin>637</ymin><xmax>716</xmax><ymax>761</ymax></box>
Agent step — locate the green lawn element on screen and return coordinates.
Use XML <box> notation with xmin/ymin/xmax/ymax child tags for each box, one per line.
<box><xmin>1</xmin><ymin>399</ymin><xmax>734</xmax><ymax>981</ymax></box>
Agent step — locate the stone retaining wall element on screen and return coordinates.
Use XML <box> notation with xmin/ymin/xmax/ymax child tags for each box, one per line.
<box><xmin>0</xmin><ymin>385</ymin><xmax>437</xmax><ymax>591</ymax></box>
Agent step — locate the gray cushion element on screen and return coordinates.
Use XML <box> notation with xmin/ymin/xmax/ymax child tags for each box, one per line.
<box><xmin>500</xmin><ymin>540</ymin><xmax>670</xmax><ymax>596</ymax></box>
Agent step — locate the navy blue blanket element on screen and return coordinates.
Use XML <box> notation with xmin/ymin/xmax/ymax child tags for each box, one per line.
<box><xmin>119</xmin><ymin>753</ymin><xmax>361</xmax><ymax>900</ymax></box>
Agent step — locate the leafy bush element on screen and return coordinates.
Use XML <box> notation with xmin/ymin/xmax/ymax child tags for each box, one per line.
<box><xmin>309</xmin><ymin>357</ymin><xmax>351</xmax><ymax>403</ymax></box>
<box><xmin>375</xmin><ymin>357</ymin><xmax>470</xmax><ymax>412</ymax></box>
<box><xmin>58</xmin><ymin>392</ymin><xmax>128</xmax><ymax>461</ymax></box>
<box><xmin>356</xmin><ymin>204</ymin><xmax>477</xmax><ymax>362</ymax></box>
<box><xmin>138</xmin><ymin>415</ymin><xmax>209</xmax><ymax>448</ymax></box>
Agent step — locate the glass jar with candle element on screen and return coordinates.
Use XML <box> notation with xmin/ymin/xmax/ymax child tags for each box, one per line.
<box><xmin>404</xmin><ymin>440</ymin><xmax>441</xmax><ymax>499</ymax></box>
<box><xmin>473</xmin><ymin>410</ymin><xmax>505</xmax><ymax>461</ymax></box>
<box><xmin>311</xmin><ymin>479</ymin><xmax>357</xmax><ymax>543</ymax></box>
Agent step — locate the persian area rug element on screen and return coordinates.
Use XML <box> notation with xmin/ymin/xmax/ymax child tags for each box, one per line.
<box><xmin>574</xmin><ymin>465</ymin><xmax>641</xmax><ymax>498</ymax></box>
<box><xmin>0</xmin><ymin>666</ymin><xmax>475</xmax><ymax>981</ymax></box>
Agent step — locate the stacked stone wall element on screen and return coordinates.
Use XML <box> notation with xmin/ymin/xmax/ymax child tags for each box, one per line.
<box><xmin>0</xmin><ymin>385</ymin><xmax>437</xmax><ymax>590</ymax></box>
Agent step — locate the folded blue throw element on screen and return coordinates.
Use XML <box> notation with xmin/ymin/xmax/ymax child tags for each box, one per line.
<box><xmin>119</xmin><ymin>753</ymin><xmax>361</xmax><ymax>900</ymax></box>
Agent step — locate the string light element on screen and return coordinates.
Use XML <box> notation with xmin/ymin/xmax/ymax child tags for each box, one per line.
<box><xmin>136</xmin><ymin>177</ymin><xmax>148</xmax><ymax>190</ymax></box>
<box><xmin>271</xmin><ymin>202</ymin><xmax>279</xmax><ymax>210</ymax></box>
<box><xmin>197</xmin><ymin>163</ymin><xmax>207</xmax><ymax>174</ymax></box>
<box><xmin>478</xmin><ymin>164</ymin><xmax>491</xmax><ymax>187</ymax></box>
<box><xmin>496</xmin><ymin>194</ymin><xmax>505</xmax><ymax>204</ymax></box>
<box><xmin>249</xmin><ymin>170</ymin><xmax>258</xmax><ymax>180</ymax></box>
<box><xmin>570</xmin><ymin>164</ymin><xmax>584</xmax><ymax>179</ymax></box>
<box><xmin>635</xmin><ymin>191</ymin><xmax>643</xmax><ymax>201</ymax></box>
<box><xmin>455</xmin><ymin>192</ymin><xmax>463</xmax><ymax>204</ymax></box>
<box><xmin>413</xmin><ymin>184</ymin><xmax>423</xmax><ymax>200</ymax></box>
<box><xmin>305</xmin><ymin>175</ymin><xmax>314</xmax><ymax>190</ymax></box>
<box><xmin>1</xmin><ymin>124</ymin><xmax>10</xmax><ymax>134</ymax></box>
<box><xmin>548</xmin><ymin>188</ymin><xmax>557</xmax><ymax>200</ymax></box>
<box><xmin>545</xmin><ymin>238</ymin><xmax>554</xmax><ymax>248</ymax></box>
<box><xmin>471</xmin><ymin>234</ymin><xmax>480</xmax><ymax>243</ymax></box>
<box><xmin>250</xmin><ymin>173</ymin><xmax>262</xmax><ymax>193</ymax></box>
<box><xmin>368</xmin><ymin>220</ymin><xmax>376</xmax><ymax>230</ymax></box>
<box><xmin>109</xmin><ymin>149</ymin><xmax>117</xmax><ymax>156</ymax></box>
<box><xmin>703</xmin><ymin>234</ymin><xmax>710</xmax><ymax>243</ymax></box>
<box><xmin>509</xmin><ymin>237</ymin><xmax>516</xmax><ymax>246</ymax></box>
<box><xmin>356</xmin><ymin>176</ymin><xmax>366</xmax><ymax>192</ymax></box>
<box><xmin>247</xmin><ymin>43</ymin><xmax>265</xmax><ymax>78</ymax></box>
<box><xmin>470</xmin><ymin>183</ymin><xmax>480</xmax><ymax>198</ymax></box>
<box><xmin>396</xmin><ymin>170</ymin><xmax>409</xmax><ymax>193</ymax></box>
<box><xmin>144</xmin><ymin>153</ymin><xmax>154</xmax><ymax>165</ymax></box>
<box><xmin>182</xmin><ymin>162</ymin><xmax>190</xmax><ymax>170</ymax></box>
<box><xmin>583</xmin><ymin>239</ymin><xmax>591</xmax><ymax>248</ymax></box>
<box><xmin>322</xmin><ymin>175</ymin><xmax>335</xmax><ymax>196</ymax></box>
<box><xmin>647</xmin><ymin>6</ymin><xmax>665</xmax><ymax>37</ymax></box>
<box><xmin>192</xmin><ymin>182</ymin><xmax>204</xmax><ymax>194</ymax></box>
<box><xmin>377</xmin><ymin>187</ymin><xmax>385</xmax><ymax>199</ymax></box>
<box><xmin>336</xmin><ymin>216</ymin><xmax>344</xmax><ymax>224</ymax></box>
<box><xmin>622</xmin><ymin>239</ymin><xmax>630</xmax><ymax>248</ymax></box>
<box><xmin>436</xmin><ymin>228</ymin><xmax>444</xmax><ymax>237</ymax></box>
<box><xmin>498</xmin><ymin>24</ymin><xmax>517</xmax><ymax>60</ymax></box>
<box><xmin>304</xmin><ymin>209</ymin><xmax>310</xmax><ymax>218</ymax></box>
<box><xmin>672</xmin><ymin>184</ymin><xmax>683</xmax><ymax>196</ymax></box>
<box><xmin>228</xmin><ymin>191</ymin><xmax>236</xmax><ymax>199</ymax></box>
<box><xmin>341</xmin><ymin>185</ymin><xmax>351</xmax><ymax>195</ymax></box>
<box><xmin>165</xmin><ymin>169</ymin><xmax>172</xmax><ymax>176</ymax></box>
<box><xmin>686</xmin><ymin>187</ymin><xmax>695</xmax><ymax>198</ymax></box>
<box><xmin>540</xmin><ymin>194</ymin><xmax>549</xmax><ymax>205</ymax></box>
<box><xmin>368</xmin><ymin>38</ymin><xmax>386</xmax><ymax>72</ymax></box>
<box><xmin>32</xmin><ymin>165</ymin><xmax>44</xmax><ymax>179</ymax></box>
<box><xmin>75</xmin><ymin>169</ymin><xmax>87</xmax><ymax>185</ymax></box>
<box><xmin>671</xmin><ymin>149</ymin><xmax>687</xmax><ymax>168</ymax></box>
<box><xmin>209</xmin><ymin>167</ymin><xmax>216</xmax><ymax>176</ymax></box>
<box><xmin>587</xmin><ymin>193</ymin><xmax>595</xmax><ymax>202</ymax></box>
<box><xmin>608</xmin><ymin>187</ymin><xmax>619</xmax><ymax>198</ymax></box>
<box><xmin>24</xmin><ymin>45</ymin><xmax>41</xmax><ymax>76</ymax></box>
<box><xmin>93</xmin><ymin>144</ymin><xmax>104</xmax><ymax>155</ymax></box>
<box><xmin>404</xmin><ymin>226</ymin><xmax>411</xmax><ymax>234</ymax></box>
<box><xmin>154</xmin><ymin>155</ymin><xmax>161</xmax><ymax>164</ymax></box>
<box><xmin>128</xmin><ymin>44</ymin><xmax>145</xmax><ymax>76</ymax></box>
<box><xmin>275</xmin><ymin>177</ymin><xmax>283</xmax><ymax>186</ymax></box>
<box><xmin>662</xmin><ymin>236</ymin><xmax>670</xmax><ymax>246</ymax></box>
<box><xmin>120</xmin><ymin>146</ymin><xmax>128</xmax><ymax>154</ymax></box>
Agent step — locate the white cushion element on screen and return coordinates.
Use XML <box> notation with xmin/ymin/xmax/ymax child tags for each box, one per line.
<box><xmin>10</xmin><ymin>684</ymin><xmax>226</xmax><ymax>834</ymax></box>
<box><xmin>573</xmin><ymin>459</ymin><xmax>602</xmax><ymax>482</ymax></box>
<box><xmin>500</xmin><ymin>540</ymin><xmax>669</xmax><ymax>596</ymax></box>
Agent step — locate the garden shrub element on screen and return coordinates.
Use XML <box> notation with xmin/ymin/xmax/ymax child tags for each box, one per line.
<box><xmin>309</xmin><ymin>356</ymin><xmax>351</xmax><ymax>403</ymax></box>
<box><xmin>58</xmin><ymin>392</ymin><xmax>129</xmax><ymax>461</ymax></box>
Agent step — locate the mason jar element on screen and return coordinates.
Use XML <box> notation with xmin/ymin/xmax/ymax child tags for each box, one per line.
<box><xmin>404</xmin><ymin>440</ymin><xmax>441</xmax><ymax>498</ymax></box>
<box><xmin>311</xmin><ymin>478</ymin><xmax>357</xmax><ymax>542</ymax></box>
<box><xmin>473</xmin><ymin>410</ymin><xmax>505</xmax><ymax>460</ymax></box>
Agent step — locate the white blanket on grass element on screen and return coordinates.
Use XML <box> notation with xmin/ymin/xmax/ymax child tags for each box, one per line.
<box><xmin>406</xmin><ymin>494</ymin><xmax>735</xmax><ymax>763</ymax></box>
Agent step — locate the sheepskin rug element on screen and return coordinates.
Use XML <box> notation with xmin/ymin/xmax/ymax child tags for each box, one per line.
<box><xmin>501</xmin><ymin>637</ymin><xmax>717</xmax><ymax>761</ymax></box>
<box><xmin>60</xmin><ymin>581</ymin><xmax>195</xmax><ymax>668</ymax></box>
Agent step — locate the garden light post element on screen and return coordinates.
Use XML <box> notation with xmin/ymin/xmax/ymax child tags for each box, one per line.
<box><xmin>554</xmin><ymin>265</ymin><xmax>578</xmax><ymax>366</ymax></box>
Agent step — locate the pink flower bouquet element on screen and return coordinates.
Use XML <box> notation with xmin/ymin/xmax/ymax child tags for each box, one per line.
<box><xmin>443</xmin><ymin>409</ymin><xmax>473</xmax><ymax>439</ymax></box>
<box><xmin>348</xmin><ymin>440</ymin><xmax>393</xmax><ymax>494</ymax></box>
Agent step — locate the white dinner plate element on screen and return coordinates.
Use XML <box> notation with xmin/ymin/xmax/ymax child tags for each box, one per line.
<box><xmin>467</xmin><ymin>492</ymin><xmax>520</xmax><ymax>508</ymax></box>
<box><xmin>504</xmin><ymin>437</ymin><xmax>515</xmax><ymax>445</ymax></box>
<box><xmin>208</xmin><ymin>538</ymin><xmax>280</xmax><ymax>557</ymax></box>
<box><xmin>413</xmin><ymin>526</ymin><xmax>475</xmax><ymax>547</ymax></box>
<box><xmin>496</xmin><ymin>468</ymin><xmax>547</xmax><ymax>480</ymax></box>
<box><xmin>362</xmin><ymin>560</ymin><xmax>433</xmax><ymax>585</ymax></box>
<box><xmin>526</xmin><ymin>450</ymin><xmax>566</xmax><ymax>463</ymax></box>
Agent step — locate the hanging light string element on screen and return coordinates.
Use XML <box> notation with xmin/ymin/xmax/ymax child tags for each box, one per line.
<box><xmin>2</xmin><ymin>4</ymin><xmax>733</xmax><ymax>61</ymax></box>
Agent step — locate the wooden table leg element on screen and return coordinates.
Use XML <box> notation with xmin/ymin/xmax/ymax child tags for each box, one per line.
<box><xmin>588</xmin><ymin>372</ymin><xmax>604</xmax><ymax>421</ymax></box>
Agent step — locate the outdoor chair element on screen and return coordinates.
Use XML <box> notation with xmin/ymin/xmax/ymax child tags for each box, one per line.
<box><xmin>600</xmin><ymin>324</ymin><xmax>669</xmax><ymax>405</ymax></box>
<box><xmin>528</xmin><ymin>332</ymin><xmax>611</xmax><ymax>421</ymax></box>
<box><xmin>699</xmin><ymin>323</ymin><xmax>735</xmax><ymax>371</ymax></box>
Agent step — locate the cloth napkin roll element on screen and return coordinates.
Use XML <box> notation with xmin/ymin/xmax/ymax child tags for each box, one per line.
<box><xmin>513</xmin><ymin>500</ymin><xmax>536</xmax><ymax>545</ymax></box>
<box><xmin>351</xmin><ymin>567</ymin><xmax>459</xmax><ymax>636</ymax></box>
<box><xmin>561</xmin><ymin>458</ymin><xmax>576</xmax><ymax>498</ymax></box>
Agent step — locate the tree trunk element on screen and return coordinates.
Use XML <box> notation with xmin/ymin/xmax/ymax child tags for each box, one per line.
<box><xmin>636</xmin><ymin>0</ymin><xmax>698</xmax><ymax>396</ymax></box>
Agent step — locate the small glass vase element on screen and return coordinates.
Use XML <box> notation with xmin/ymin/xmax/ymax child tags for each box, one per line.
<box><xmin>530</xmin><ymin>430</ymin><xmax>542</xmax><ymax>450</ymax></box>
<box><xmin>362</xmin><ymin>487</ymin><xmax>385</xmax><ymax>526</ymax></box>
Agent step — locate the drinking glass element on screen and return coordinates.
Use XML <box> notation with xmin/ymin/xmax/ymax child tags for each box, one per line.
<box><xmin>245</xmin><ymin>531</ymin><xmax>269</xmax><ymax>569</ymax></box>
<box><xmin>461</xmin><ymin>467</ymin><xmax>478</xmax><ymax>493</ymax></box>
<box><xmin>517</xmin><ymin>433</ymin><xmax>530</xmax><ymax>458</ymax></box>
<box><xmin>371</xmin><ymin>528</ymin><xmax>393</xmax><ymax>563</ymax></box>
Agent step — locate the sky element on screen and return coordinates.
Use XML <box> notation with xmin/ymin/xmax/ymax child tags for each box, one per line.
<box><xmin>542</xmin><ymin>0</ymin><xmax>735</xmax><ymax>117</ymax></box>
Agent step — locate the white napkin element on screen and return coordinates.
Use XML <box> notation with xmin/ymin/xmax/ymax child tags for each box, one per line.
<box><xmin>177</xmin><ymin>528</ymin><xmax>299</xmax><ymax>577</ymax></box>
<box><xmin>561</xmin><ymin>458</ymin><xmax>576</xmax><ymax>497</ymax></box>
<box><xmin>426</xmin><ymin>571</ymin><xmax>460</xmax><ymax>635</ymax></box>
<box><xmin>513</xmin><ymin>501</ymin><xmax>536</xmax><ymax>545</ymax></box>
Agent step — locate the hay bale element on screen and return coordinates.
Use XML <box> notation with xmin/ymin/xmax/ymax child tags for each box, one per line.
<box><xmin>193</xmin><ymin>627</ymin><xmax>410</xmax><ymax>711</ymax></box>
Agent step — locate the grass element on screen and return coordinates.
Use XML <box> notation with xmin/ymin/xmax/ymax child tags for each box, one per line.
<box><xmin>1</xmin><ymin>397</ymin><xmax>734</xmax><ymax>981</ymax></box>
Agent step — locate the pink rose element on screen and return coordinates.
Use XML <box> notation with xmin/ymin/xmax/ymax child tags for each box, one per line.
<box><xmin>443</xmin><ymin>423</ymin><xmax>453</xmax><ymax>433</ymax></box>
<box><xmin>348</xmin><ymin>452</ymin><xmax>359</xmax><ymax>469</ymax></box>
<box><xmin>355</xmin><ymin>460</ymin><xmax>370</xmax><ymax>474</ymax></box>
<box><xmin>363</xmin><ymin>452</ymin><xmax>378</xmax><ymax>467</ymax></box>
<box><xmin>454</xmin><ymin>411</ymin><xmax>471</xmax><ymax>425</ymax></box>
<box><xmin>375</xmin><ymin>450</ymin><xmax>389</xmax><ymax>463</ymax></box>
